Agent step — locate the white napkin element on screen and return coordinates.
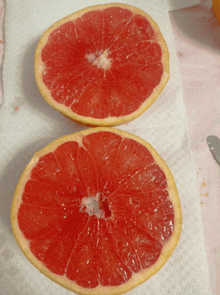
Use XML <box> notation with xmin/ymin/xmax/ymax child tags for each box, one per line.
<box><xmin>168</xmin><ymin>0</ymin><xmax>201</xmax><ymax>11</ymax></box>
<box><xmin>0</xmin><ymin>0</ymin><xmax>211</xmax><ymax>294</ymax></box>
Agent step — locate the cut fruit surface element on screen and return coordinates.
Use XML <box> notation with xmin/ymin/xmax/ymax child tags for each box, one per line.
<box><xmin>35</xmin><ymin>3</ymin><xmax>169</xmax><ymax>126</ymax></box>
<box><xmin>11</xmin><ymin>127</ymin><xmax>181</xmax><ymax>295</ymax></box>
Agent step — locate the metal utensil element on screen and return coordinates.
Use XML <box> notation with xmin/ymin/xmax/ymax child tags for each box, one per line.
<box><xmin>207</xmin><ymin>135</ymin><xmax>220</xmax><ymax>166</ymax></box>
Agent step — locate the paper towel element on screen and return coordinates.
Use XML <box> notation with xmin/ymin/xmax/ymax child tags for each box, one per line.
<box><xmin>0</xmin><ymin>0</ymin><xmax>211</xmax><ymax>294</ymax></box>
<box><xmin>168</xmin><ymin>0</ymin><xmax>201</xmax><ymax>11</ymax></box>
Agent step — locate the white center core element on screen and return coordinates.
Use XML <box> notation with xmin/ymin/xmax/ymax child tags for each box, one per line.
<box><xmin>86</xmin><ymin>50</ymin><xmax>111</xmax><ymax>70</ymax></box>
<box><xmin>81</xmin><ymin>195</ymin><xmax>103</xmax><ymax>217</ymax></box>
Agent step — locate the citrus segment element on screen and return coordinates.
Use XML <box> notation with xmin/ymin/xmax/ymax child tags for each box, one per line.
<box><xmin>66</xmin><ymin>215</ymin><xmax>99</xmax><ymax>288</ymax></box>
<box><xmin>35</xmin><ymin>3</ymin><xmax>169</xmax><ymax>126</ymax></box>
<box><xmin>11</xmin><ymin>128</ymin><xmax>181</xmax><ymax>295</ymax></box>
<box><xmin>111</xmin><ymin>219</ymin><xmax>163</xmax><ymax>269</ymax></box>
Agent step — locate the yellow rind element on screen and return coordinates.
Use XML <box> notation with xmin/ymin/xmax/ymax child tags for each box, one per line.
<box><xmin>34</xmin><ymin>3</ymin><xmax>170</xmax><ymax>127</ymax></box>
<box><xmin>11</xmin><ymin>127</ymin><xmax>181</xmax><ymax>295</ymax></box>
<box><xmin>213</xmin><ymin>0</ymin><xmax>220</xmax><ymax>25</ymax></box>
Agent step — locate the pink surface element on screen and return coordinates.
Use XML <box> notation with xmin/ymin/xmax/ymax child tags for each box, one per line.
<box><xmin>169</xmin><ymin>1</ymin><xmax>220</xmax><ymax>294</ymax></box>
<box><xmin>0</xmin><ymin>0</ymin><xmax>219</xmax><ymax>294</ymax></box>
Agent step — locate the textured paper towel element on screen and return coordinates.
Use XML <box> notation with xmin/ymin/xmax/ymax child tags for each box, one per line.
<box><xmin>0</xmin><ymin>0</ymin><xmax>211</xmax><ymax>294</ymax></box>
<box><xmin>168</xmin><ymin>0</ymin><xmax>201</xmax><ymax>11</ymax></box>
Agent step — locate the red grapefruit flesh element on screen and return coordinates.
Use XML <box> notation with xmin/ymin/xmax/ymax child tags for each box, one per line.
<box><xmin>35</xmin><ymin>3</ymin><xmax>169</xmax><ymax>126</ymax></box>
<box><xmin>11</xmin><ymin>128</ymin><xmax>181</xmax><ymax>295</ymax></box>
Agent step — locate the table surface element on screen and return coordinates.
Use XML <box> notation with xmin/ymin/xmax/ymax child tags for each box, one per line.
<box><xmin>0</xmin><ymin>0</ymin><xmax>219</xmax><ymax>294</ymax></box>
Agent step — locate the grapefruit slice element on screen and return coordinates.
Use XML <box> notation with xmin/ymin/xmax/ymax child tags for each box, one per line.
<box><xmin>11</xmin><ymin>127</ymin><xmax>181</xmax><ymax>295</ymax></box>
<box><xmin>34</xmin><ymin>3</ymin><xmax>169</xmax><ymax>126</ymax></box>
